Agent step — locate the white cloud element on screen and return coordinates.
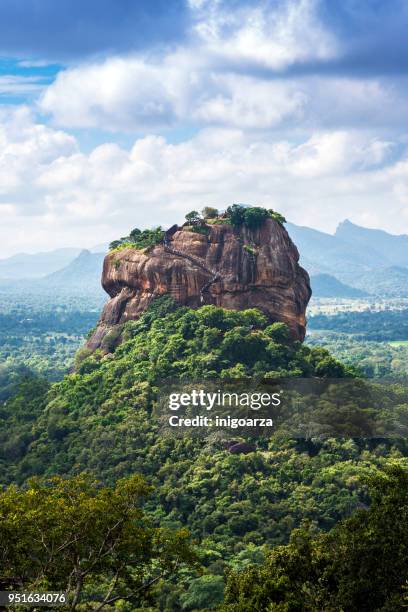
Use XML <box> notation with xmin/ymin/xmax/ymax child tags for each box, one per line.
<box><xmin>36</xmin><ymin>0</ymin><xmax>408</xmax><ymax>138</ymax></box>
<box><xmin>1</xmin><ymin>109</ymin><xmax>408</xmax><ymax>257</ymax></box>
<box><xmin>40</xmin><ymin>53</ymin><xmax>312</xmax><ymax>130</ymax></box>
<box><xmin>285</xmin><ymin>132</ymin><xmax>394</xmax><ymax>177</ymax></box>
<box><xmin>37</xmin><ymin>0</ymin><xmax>341</xmax><ymax>132</ymax></box>
<box><xmin>0</xmin><ymin>107</ymin><xmax>76</xmax><ymax>203</ymax></box>
<box><xmin>193</xmin><ymin>74</ymin><xmax>307</xmax><ymax>128</ymax></box>
<box><xmin>39</xmin><ymin>57</ymin><xmax>180</xmax><ymax>130</ymax></box>
<box><xmin>189</xmin><ymin>0</ymin><xmax>338</xmax><ymax>70</ymax></box>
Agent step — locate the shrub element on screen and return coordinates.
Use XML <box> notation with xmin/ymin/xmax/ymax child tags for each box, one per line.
<box><xmin>243</xmin><ymin>207</ymin><xmax>269</xmax><ymax>228</ymax></box>
<box><xmin>109</xmin><ymin>227</ymin><xmax>164</xmax><ymax>251</ymax></box>
<box><xmin>209</xmin><ymin>218</ymin><xmax>231</xmax><ymax>225</ymax></box>
<box><xmin>226</xmin><ymin>205</ymin><xmax>286</xmax><ymax>228</ymax></box>
<box><xmin>268</xmin><ymin>209</ymin><xmax>287</xmax><ymax>224</ymax></box>
<box><xmin>101</xmin><ymin>325</ymin><xmax>124</xmax><ymax>352</ymax></box>
<box><xmin>202</xmin><ymin>206</ymin><xmax>219</xmax><ymax>219</ymax></box>
<box><xmin>74</xmin><ymin>346</ymin><xmax>93</xmax><ymax>369</ymax></box>
<box><xmin>226</xmin><ymin>204</ymin><xmax>246</xmax><ymax>227</ymax></box>
<box><xmin>185</xmin><ymin>211</ymin><xmax>202</xmax><ymax>226</ymax></box>
<box><xmin>243</xmin><ymin>244</ymin><xmax>257</xmax><ymax>255</ymax></box>
<box><xmin>191</xmin><ymin>225</ymin><xmax>210</xmax><ymax>235</ymax></box>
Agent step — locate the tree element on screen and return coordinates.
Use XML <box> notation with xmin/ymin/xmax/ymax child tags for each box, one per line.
<box><xmin>226</xmin><ymin>205</ymin><xmax>271</xmax><ymax>228</ymax></box>
<box><xmin>181</xmin><ymin>575</ymin><xmax>224</xmax><ymax>610</ymax></box>
<box><xmin>109</xmin><ymin>227</ymin><xmax>164</xmax><ymax>251</ymax></box>
<box><xmin>221</xmin><ymin>465</ymin><xmax>408</xmax><ymax>612</ymax></box>
<box><xmin>265</xmin><ymin>322</ymin><xmax>291</xmax><ymax>345</ymax></box>
<box><xmin>268</xmin><ymin>209</ymin><xmax>287</xmax><ymax>224</ymax></box>
<box><xmin>202</xmin><ymin>207</ymin><xmax>219</xmax><ymax>219</ymax></box>
<box><xmin>226</xmin><ymin>204</ymin><xmax>246</xmax><ymax>227</ymax></box>
<box><xmin>109</xmin><ymin>239</ymin><xmax>122</xmax><ymax>250</ymax></box>
<box><xmin>323</xmin><ymin>464</ymin><xmax>408</xmax><ymax>611</ymax></box>
<box><xmin>129</xmin><ymin>227</ymin><xmax>142</xmax><ymax>240</ymax></box>
<box><xmin>0</xmin><ymin>474</ymin><xmax>195</xmax><ymax>610</ymax></box>
<box><xmin>185</xmin><ymin>211</ymin><xmax>202</xmax><ymax>226</ymax></box>
<box><xmin>243</xmin><ymin>207</ymin><xmax>269</xmax><ymax>229</ymax></box>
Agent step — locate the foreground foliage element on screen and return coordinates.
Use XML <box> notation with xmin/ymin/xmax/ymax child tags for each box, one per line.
<box><xmin>222</xmin><ymin>465</ymin><xmax>408</xmax><ymax>611</ymax></box>
<box><xmin>0</xmin><ymin>474</ymin><xmax>195</xmax><ymax>610</ymax></box>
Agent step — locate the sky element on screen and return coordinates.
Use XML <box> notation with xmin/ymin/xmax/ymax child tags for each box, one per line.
<box><xmin>1</xmin><ymin>0</ymin><xmax>408</xmax><ymax>256</ymax></box>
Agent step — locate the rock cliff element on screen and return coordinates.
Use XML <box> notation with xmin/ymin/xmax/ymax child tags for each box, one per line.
<box><xmin>87</xmin><ymin>218</ymin><xmax>311</xmax><ymax>350</ymax></box>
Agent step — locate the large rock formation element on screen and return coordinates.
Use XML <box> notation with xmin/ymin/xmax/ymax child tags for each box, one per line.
<box><xmin>87</xmin><ymin>219</ymin><xmax>311</xmax><ymax>350</ymax></box>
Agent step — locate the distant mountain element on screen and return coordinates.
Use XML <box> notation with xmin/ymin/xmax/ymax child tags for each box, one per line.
<box><xmin>43</xmin><ymin>250</ymin><xmax>105</xmax><ymax>292</ymax></box>
<box><xmin>288</xmin><ymin>221</ymin><xmax>408</xmax><ymax>296</ymax></box>
<box><xmin>0</xmin><ymin>248</ymin><xmax>82</xmax><ymax>279</ymax></box>
<box><xmin>1</xmin><ymin>222</ymin><xmax>407</xmax><ymax>299</ymax></box>
<box><xmin>287</xmin><ymin>222</ymin><xmax>384</xmax><ymax>276</ymax></box>
<box><xmin>0</xmin><ymin>250</ymin><xmax>106</xmax><ymax>304</ymax></box>
<box><xmin>0</xmin><ymin>243</ymin><xmax>108</xmax><ymax>280</ymax></box>
<box><xmin>349</xmin><ymin>266</ymin><xmax>408</xmax><ymax>298</ymax></box>
<box><xmin>310</xmin><ymin>274</ymin><xmax>368</xmax><ymax>298</ymax></box>
<box><xmin>335</xmin><ymin>220</ymin><xmax>408</xmax><ymax>268</ymax></box>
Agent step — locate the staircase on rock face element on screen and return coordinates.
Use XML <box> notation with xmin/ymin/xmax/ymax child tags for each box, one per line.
<box><xmin>163</xmin><ymin>239</ymin><xmax>221</xmax><ymax>302</ymax></box>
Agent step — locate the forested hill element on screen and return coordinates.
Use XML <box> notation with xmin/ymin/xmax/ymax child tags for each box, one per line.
<box><xmin>0</xmin><ymin>297</ymin><xmax>407</xmax><ymax>608</ymax></box>
<box><xmin>1</xmin><ymin>297</ymin><xmax>355</xmax><ymax>486</ymax></box>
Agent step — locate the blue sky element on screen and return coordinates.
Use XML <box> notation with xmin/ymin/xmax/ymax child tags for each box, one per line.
<box><xmin>0</xmin><ymin>0</ymin><xmax>408</xmax><ymax>256</ymax></box>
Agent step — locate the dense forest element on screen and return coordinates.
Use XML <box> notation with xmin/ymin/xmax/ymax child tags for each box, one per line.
<box><xmin>0</xmin><ymin>296</ymin><xmax>407</xmax><ymax>609</ymax></box>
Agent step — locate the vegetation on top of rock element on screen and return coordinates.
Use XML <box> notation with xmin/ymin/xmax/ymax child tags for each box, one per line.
<box><xmin>109</xmin><ymin>226</ymin><xmax>164</xmax><ymax>251</ymax></box>
<box><xmin>185</xmin><ymin>211</ymin><xmax>202</xmax><ymax>226</ymax></box>
<box><xmin>110</xmin><ymin>205</ymin><xmax>286</xmax><ymax>251</ymax></box>
<box><xmin>184</xmin><ymin>205</ymin><xmax>286</xmax><ymax>231</ymax></box>
<box><xmin>184</xmin><ymin>210</ymin><xmax>210</xmax><ymax>234</ymax></box>
<box><xmin>202</xmin><ymin>206</ymin><xmax>219</xmax><ymax>218</ymax></box>
<box><xmin>226</xmin><ymin>204</ymin><xmax>286</xmax><ymax>228</ymax></box>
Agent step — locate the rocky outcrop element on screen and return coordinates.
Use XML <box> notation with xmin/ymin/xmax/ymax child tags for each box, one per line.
<box><xmin>87</xmin><ymin>219</ymin><xmax>311</xmax><ymax>350</ymax></box>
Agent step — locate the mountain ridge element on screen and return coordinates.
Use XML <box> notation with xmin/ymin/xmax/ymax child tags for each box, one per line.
<box><xmin>0</xmin><ymin>244</ymin><xmax>108</xmax><ymax>280</ymax></box>
<box><xmin>288</xmin><ymin>220</ymin><xmax>408</xmax><ymax>296</ymax></box>
<box><xmin>1</xmin><ymin>220</ymin><xmax>407</xmax><ymax>297</ymax></box>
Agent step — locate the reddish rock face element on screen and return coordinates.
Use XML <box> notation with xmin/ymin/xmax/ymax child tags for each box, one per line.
<box><xmin>87</xmin><ymin>219</ymin><xmax>311</xmax><ymax>350</ymax></box>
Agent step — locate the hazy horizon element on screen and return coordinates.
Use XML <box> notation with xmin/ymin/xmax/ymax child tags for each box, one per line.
<box><xmin>1</xmin><ymin>215</ymin><xmax>407</xmax><ymax>260</ymax></box>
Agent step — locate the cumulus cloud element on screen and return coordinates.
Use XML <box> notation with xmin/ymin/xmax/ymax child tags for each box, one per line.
<box><xmin>38</xmin><ymin>0</ymin><xmax>340</xmax><ymax>131</ymax></box>
<box><xmin>36</xmin><ymin>0</ymin><xmax>408</xmax><ymax>137</ymax></box>
<box><xmin>40</xmin><ymin>57</ymin><xmax>181</xmax><ymax>130</ymax></box>
<box><xmin>0</xmin><ymin>107</ymin><xmax>76</xmax><ymax>203</ymax></box>
<box><xmin>189</xmin><ymin>0</ymin><xmax>338</xmax><ymax>70</ymax></box>
<box><xmin>1</xmin><ymin>109</ymin><xmax>408</xmax><ymax>256</ymax></box>
<box><xmin>193</xmin><ymin>74</ymin><xmax>307</xmax><ymax>128</ymax></box>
